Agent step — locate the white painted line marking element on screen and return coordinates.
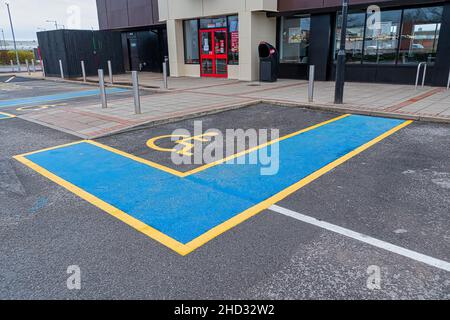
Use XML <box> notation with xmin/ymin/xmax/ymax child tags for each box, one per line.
<box><xmin>5</xmin><ymin>76</ymin><xmax>15</xmax><ymax>83</ymax></box>
<box><xmin>269</xmin><ymin>205</ymin><xmax>450</xmax><ymax>272</ymax></box>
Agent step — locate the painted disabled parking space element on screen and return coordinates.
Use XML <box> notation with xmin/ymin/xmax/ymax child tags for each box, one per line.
<box><xmin>14</xmin><ymin>114</ymin><xmax>411</xmax><ymax>255</ymax></box>
<box><xmin>0</xmin><ymin>87</ymin><xmax>128</xmax><ymax>109</ymax></box>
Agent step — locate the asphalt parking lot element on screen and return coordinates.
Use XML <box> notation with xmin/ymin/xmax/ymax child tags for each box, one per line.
<box><xmin>1</xmin><ymin>101</ymin><xmax>449</xmax><ymax>299</ymax></box>
<box><xmin>0</xmin><ymin>76</ymin><xmax>152</xmax><ymax>116</ymax></box>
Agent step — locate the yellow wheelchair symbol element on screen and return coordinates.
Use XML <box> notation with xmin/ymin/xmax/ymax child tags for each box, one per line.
<box><xmin>16</xmin><ymin>103</ymin><xmax>67</xmax><ymax>111</ymax></box>
<box><xmin>147</xmin><ymin>132</ymin><xmax>219</xmax><ymax>156</ymax></box>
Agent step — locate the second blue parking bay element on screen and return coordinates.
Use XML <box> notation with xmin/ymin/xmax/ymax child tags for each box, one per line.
<box><xmin>24</xmin><ymin>115</ymin><xmax>405</xmax><ymax>244</ymax></box>
<box><xmin>0</xmin><ymin>88</ymin><xmax>128</xmax><ymax>108</ymax></box>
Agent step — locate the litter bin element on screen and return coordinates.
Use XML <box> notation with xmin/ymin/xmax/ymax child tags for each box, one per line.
<box><xmin>258</xmin><ymin>42</ymin><xmax>279</xmax><ymax>82</ymax></box>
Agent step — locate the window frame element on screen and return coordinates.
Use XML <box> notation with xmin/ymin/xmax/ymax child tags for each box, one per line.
<box><xmin>333</xmin><ymin>4</ymin><xmax>444</xmax><ymax>66</ymax></box>
<box><xmin>362</xmin><ymin>9</ymin><xmax>403</xmax><ymax>65</ymax></box>
<box><xmin>398</xmin><ymin>6</ymin><xmax>443</xmax><ymax>65</ymax></box>
<box><xmin>227</xmin><ymin>15</ymin><xmax>239</xmax><ymax>65</ymax></box>
<box><xmin>183</xmin><ymin>19</ymin><xmax>200</xmax><ymax>65</ymax></box>
<box><xmin>279</xmin><ymin>15</ymin><xmax>311</xmax><ymax>65</ymax></box>
<box><xmin>334</xmin><ymin>11</ymin><xmax>367</xmax><ymax>64</ymax></box>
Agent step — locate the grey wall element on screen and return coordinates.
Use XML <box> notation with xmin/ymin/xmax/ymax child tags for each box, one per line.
<box><xmin>97</xmin><ymin>0</ymin><xmax>162</xmax><ymax>30</ymax></box>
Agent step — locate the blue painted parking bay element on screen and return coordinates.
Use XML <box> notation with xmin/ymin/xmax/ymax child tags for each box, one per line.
<box><xmin>15</xmin><ymin>115</ymin><xmax>411</xmax><ymax>255</ymax></box>
<box><xmin>0</xmin><ymin>112</ymin><xmax>15</xmax><ymax>119</ymax></box>
<box><xmin>0</xmin><ymin>88</ymin><xmax>128</xmax><ymax>108</ymax></box>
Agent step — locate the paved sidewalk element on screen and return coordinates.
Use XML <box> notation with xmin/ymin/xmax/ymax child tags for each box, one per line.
<box><xmin>84</xmin><ymin>72</ymin><xmax>241</xmax><ymax>91</ymax></box>
<box><xmin>65</xmin><ymin>73</ymin><xmax>450</xmax><ymax>121</ymax></box>
<box><xmin>13</xmin><ymin>75</ymin><xmax>450</xmax><ymax>139</ymax></box>
<box><xmin>20</xmin><ymin>90</ymin><xmax>256</xmax><ymax>138</ymax></box>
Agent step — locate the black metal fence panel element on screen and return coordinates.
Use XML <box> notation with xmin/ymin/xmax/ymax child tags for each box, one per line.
<box><xmin>37</xmin><ymin>29</ymin><xmax>125</xmax><ymax>78</ymax></box>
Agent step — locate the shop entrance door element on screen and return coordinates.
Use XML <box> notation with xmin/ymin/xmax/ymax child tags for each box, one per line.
<box><xmin>199</xmin><ymin>28</ymin><xmax>228</xmax><ymax>78</ymax></box>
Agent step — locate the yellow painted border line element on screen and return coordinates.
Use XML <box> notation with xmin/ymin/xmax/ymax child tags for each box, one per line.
<box><xmin>13</xmin><ymin>119</ymin><xmax>413</xmax><ymax>256</ymax></box>
<box><xmin>183</xmin><ymin>120</ymin><xmax>413</xmax><ymax>253</ymax></box>
<box><xmin>86</xmin><ymin>140</ymin><xmax>186</xmax><ymax>177</ymax></box>
<box><xmin>13</xmin><ymin>154</ymin><xmax>190</xmax><ymax>255</ymax></box>
<box><xmin>0</xmin><ymin>112</ymin><xmax>16</xmax><ymax>119</ymax></box>
<box><xmin>17</xmin><ymin>140</ymin><xmax>87</xmax><ymax>157</ymax></box>
<box><xmin>183</xmin><ymin>114</ymin><xmax>350</xmax><ymax>176</ymax></box>
<box><xmin>15</xmin><ymin>114</ymin><xmax>351</xmax><ymax>178</ymax></box>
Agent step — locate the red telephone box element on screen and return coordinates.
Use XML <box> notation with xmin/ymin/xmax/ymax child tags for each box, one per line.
<box><xmin>199</xmin><ymin>28</ymin><xmax>228</xmax><ymax>78</ymax></box>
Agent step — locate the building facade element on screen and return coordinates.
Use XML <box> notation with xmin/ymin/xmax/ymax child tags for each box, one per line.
<box><xmin>96</xmin><ymin>0</ymin><xmax>168</xmax><ymax>73</ymax></box>
<box><xmin>274</xmin><ymin>0</ymin><xmax>450</xmax><ymax>86</ymax></box>
<box><xmin>97</xmin><ymin>0</ymin><xmax>450</xmax><ymax>86</ymax></box>
<box><xmin>158</xmin><ymin>0</ymin><xmax>278</xmax><ymax>81</ymax></box>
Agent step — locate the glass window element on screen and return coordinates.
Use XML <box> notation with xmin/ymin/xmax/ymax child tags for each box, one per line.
<box><xmin>184</xmin><ymin>19</ymin><xmax>199</xmax><ymax>64</ymax></box>
<box><xmin>335</xmin><ymin>12</ymin><xmax>365</xmax><ymax>64</ymax></box>
<box><xmin>200</xmin><ymin>17</ymin><xmax>227</xmax><ymax>29</ymax></box>
<box><xmin>363</xmin><ymin>10</ymin><xmax>401</xmax><ymax>64</ymax></box>
<box><xmin>228</xmin><ymin>15</ymin><xmax>239</xmax><ymax>65</ymax></box>
<box><xmin>200</xmin><ymin>31</ymin><xmax>212</xmax><ymax>55</ymax></box>
<box><xmin>399</xmin><ymin>6</ymin><xmax>443</xmax><ymax>65</ymax></box>
<box><xmin>279</xmin><ymin>16</ymin><xmax>311</xmax><ymax>64</ymax></box>
<box><xmin>214</xmin><ymin>30</ymin><xmax>227</xmax><ymax>55</ymax></box>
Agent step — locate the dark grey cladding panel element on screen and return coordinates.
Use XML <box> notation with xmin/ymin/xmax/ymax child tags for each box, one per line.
<box><xmin>106</xmin><ymin>0</ymin><xmax>129</xmax><ymax>28</ymax></box>
<box><xmin>97</xmin><ymin>0</ymin><xmax>161</xmax><ymax>30</ymax></box>
<box><xmin>152</xmin><ymin>0</ymin><xmax>160</xmax><ymax>24</ymax></box>
<box><xmin>97</xmin><ymin>0</ymin><xmax>108</xmax><ymax>29</ymax></box>
<box><xmin>128</xmin><ymin>0</ymin><xmax>155</xmax><ymax>27</ymax></box>
<box><xmin>278</xmin><ymin>0</ymin><xmax>445</xmax><ymax>12</ymax></box>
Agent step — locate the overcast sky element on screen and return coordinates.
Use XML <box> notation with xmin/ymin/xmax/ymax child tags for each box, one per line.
<box><xmin>0</xmin><ymin>0</ymin><xmax>99</xmax><ymax>41</ymax></box>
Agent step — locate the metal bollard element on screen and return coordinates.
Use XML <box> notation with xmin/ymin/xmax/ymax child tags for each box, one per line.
<box><xmin>163</xmin><ymin>56</ymin><xmax>168</xmax><ymax>89</ymax></box>
<box><xmin>25</xmin><ymin>59</ymin><xmax>30</xmax><ymax>75</ymax></box>
<box><xmin>41</xmin><ymin>61</ymin><xmax>46</xmax><ymax>77</ymax></box>
<box><xmin>421</xmin><ymin>63</ymin><xmax>427</xmax><ymax>88</ymax></box>
<box><xmin>10</xmin><ymin>60</ymin><xmax>14</xmax><ymax>72</ymax></box>
<box><xmin>415</xmin><ymin>62</ymin><xmax>427</xmax><ymax>89</ymax></box>
<box><xmin>108</xmin><ymin>60</ymin><xmax>113</xmax><ymax>85</ymax></box>
<box><xmin>32</xmin><ymin>59</ymin><xmax>36</xmax><ymax>73</ymax></box>
<box><xmin>81</xmin><ymin>61</ymin><xmax>86</xmax><ymax>82</ymax></box>
<box><xmin>132</xmin><ymin>71</ymin><xmax>141</xmax><ymax>114</ymax></box>
<box><xmin>447</xmin><ymin>68</ymin><xmax>450</xmax><ymax>91</ymax></box>
<box><xmin>59</xmin><ymin>59</ymin><xmax>64</xmax><ymax>79</ymax></box>
<box><xmin>308</xmin><ymin>65</ymin><xmax>315</xmax><ymax>103</ymax></box>
<box><xmin>98</xmin><ymin>69</ymin><xmax>107</xmax><ymax>109</ymax></box>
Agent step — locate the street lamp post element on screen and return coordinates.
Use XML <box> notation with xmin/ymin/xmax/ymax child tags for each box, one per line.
<box><xmin>1</xmin><ymin>29</ymin><xmax>6</xmax><ymax>50</ymax></box>
<box><xmin>5</xmin><ymin>2</ymin><xmax>21</xmax><ymax>72</ymax></box>
<box><xmin>334</xmin><ymin>0</ymin><xmax>349</xmax><ymax>104</ymax></box>
<box><xmin>46</xmin><ymin>20</ymin><xmax>58</xmax><ymax>30</ymax></box>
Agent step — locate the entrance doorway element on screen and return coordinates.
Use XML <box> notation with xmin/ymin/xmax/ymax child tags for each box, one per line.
<box><xmin>199</xmin><ymin>28</ymin><xmax>228</xmax><ymax>78</ymax></box>
<box><xmin>122</xmin><ymin>27</ymin><xmax>168</xmax><ymax>73</ymax></box>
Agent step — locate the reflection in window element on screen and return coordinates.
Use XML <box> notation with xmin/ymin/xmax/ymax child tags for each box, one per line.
<box><xmin>335</xmin><ymin>12</ymin><xmax>365</xmax><ymax>64</ymax></box>
<box><xmin>363</xmin><ymin>10</ymin><xmax>401</xmax><ymax>64</ymax></box>
<box><xmin>399</xmin><ymin>6</ymin><xmax>443</xmax><ymax>65</ymax></box>
<box><xmin>228</xmin><ymin>15</ymin><xmax>239</xmax><ymax>65</ymax></box>
<box><xmin>200</xmin><ymin>31</ymin><xmax>212</xmax><ymax>55</ymax></box>
<box><xmin>184</xmin><ymin>20</ymin><xmax>199</xmax><ymax>64</ymax></box>
<box><xmin>214</xmin><ymin>30</ymin><xmax>227</xmax><ymax>55</ymax></box>
<box><xmin>279</xmin><ymin>16</ymin><xmax>310</xmax><ymax>64</ymax></box>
